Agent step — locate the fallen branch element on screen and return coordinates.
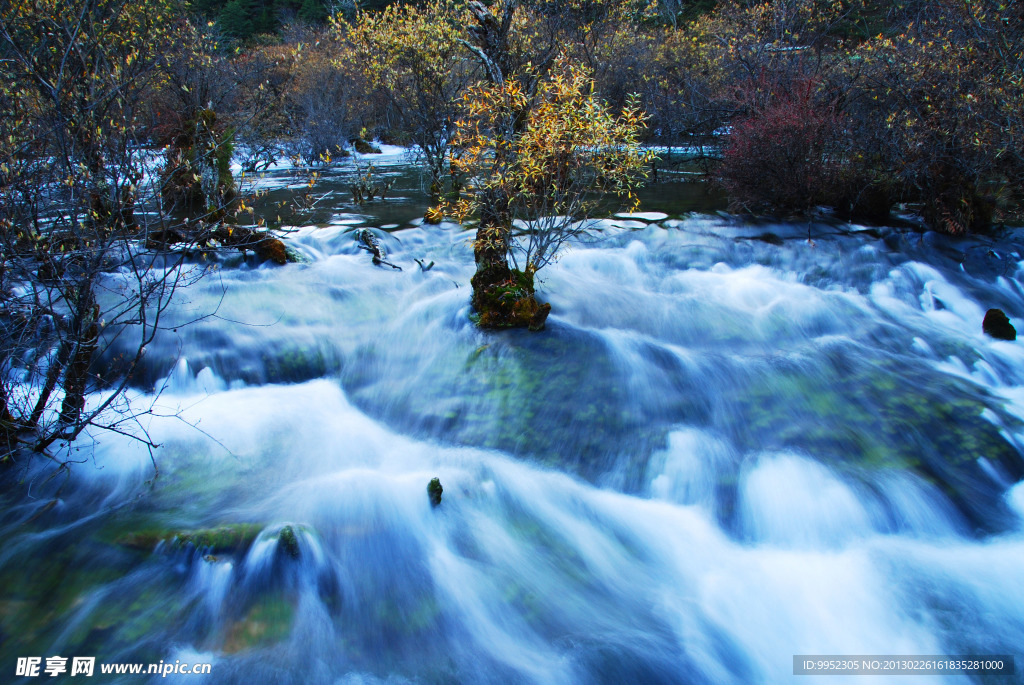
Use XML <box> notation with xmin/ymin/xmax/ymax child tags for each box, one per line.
<box><xmin>356</xmin><ymin>229</ymin><xmax>403</xmax><ymax>271</ymax></box>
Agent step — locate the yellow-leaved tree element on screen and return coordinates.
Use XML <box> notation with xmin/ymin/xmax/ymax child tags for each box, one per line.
<box><xmin>343</xmin><ymin>0</ymin><xmax>478</xmax><ymax>201</ymax></box>
<box><xmin>448</xmin><ymin>57</ymin><xmax>652</xmax><ymax>330</ymax></box>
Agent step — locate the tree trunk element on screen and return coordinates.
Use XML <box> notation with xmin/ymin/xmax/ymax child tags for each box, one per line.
<box><xmin>59</xmin><ymin>294</ymin><xmax>100</xmax><ymax>427</ymax></box>
<box><xmin>470</xmin><ymin>190</ymin><xmax>550</xmax><ymax>330</ymax></box>
<box><xmin>465</xmin><ymin>0</ymin><xmax>553</xmax><ymax>331</ymax></box>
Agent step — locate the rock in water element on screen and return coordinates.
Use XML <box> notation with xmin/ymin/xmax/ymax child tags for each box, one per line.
<box><xmin>427</xmin><ymin>477</ymin><xmax>443</xmax><ymax>507</ymax></box>
<box><xmin>984</xmin><ymin>308</ymin><xmax>1016</xmax><ymax>340</ymax></box>
<box><xmin>256</xmin><ymin>237</ymin><xmax>289</xmax><ymax>265</ymax></box>
<box><xmin>278</xmin><ymin>525</ymin><xmax>300</xmax><ymax>559</ymax></box>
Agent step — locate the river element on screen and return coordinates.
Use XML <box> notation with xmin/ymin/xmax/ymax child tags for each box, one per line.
<box><xmin>2</xmin><ymin>149</ymin><xmax>1023</xmax><ymax>684</ymax></box>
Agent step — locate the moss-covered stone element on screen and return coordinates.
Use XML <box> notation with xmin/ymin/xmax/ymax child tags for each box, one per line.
<box><xmin>427</xmin><ymin>477</ymin><xmax>443</xmax><ymax>507</ymax></box>
<box><xmin>223</xmin><ymin>594</ymin><xmax>295</xmax><ymax>654</ymax></box>
<box><xmin>343</xmin><ymin>325</ymin><xmax>675</xmax><ymax>485</ymax></box>
<box><xmin>720</xmin><ymin>351</ymin><xmax>1024</xmax><ymax>529</ymax></box>
<box><xmin>471</xmin><ymin>268</ymin><xmax>551</xmax><ymax>331</ymax></box>
<box><xmin>115</xmin><ymin>523</ymin><xmax>263</xmax><ymax>554</ymax></box>
<box><xmin>278</xmin><ymin>525</ymin><xmax>300</xmax><ymax>559</ymax></box>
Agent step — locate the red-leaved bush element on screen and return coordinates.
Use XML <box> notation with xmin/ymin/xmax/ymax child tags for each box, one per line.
<box><xmin>718</xmin><ymin>79</ymin><xmax>846</xmax><ymax>216</ymax></box>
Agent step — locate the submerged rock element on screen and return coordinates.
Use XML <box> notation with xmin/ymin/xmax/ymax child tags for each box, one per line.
<box><xmin>755</xmin><ymin>232</ymin><xmax>784</xmax><ymax>246</ymax></box>
<box><xmin>427</xmin><ymin>477</ymin><xmax>443</xmax><ymax>507</ymax></box>
<box><xmin>116</xmin><ymin>523</ymin><xmax>263</xmax><ymax>554</ymax></box>
<box><xmin>223</xmin><ymin>595</ymin><xmax>294</xmax><ymax>654</ymax></box>
<box><xmin>983</xmin><ymin>309</ymin><xmax>1016</xmax><ymax>340</ymax></box>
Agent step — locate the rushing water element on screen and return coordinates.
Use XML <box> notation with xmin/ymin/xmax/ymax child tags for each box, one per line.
<box><xmin>2</xmin><ymin>151</ymin><xmax>1024</xmax><ymax>684</ymax></box>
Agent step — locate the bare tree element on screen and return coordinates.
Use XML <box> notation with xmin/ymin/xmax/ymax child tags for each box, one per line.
<box><xmin>0</xmin><ymin>0</ymin><xmax>235</xmax><ymax>467</ymax></box>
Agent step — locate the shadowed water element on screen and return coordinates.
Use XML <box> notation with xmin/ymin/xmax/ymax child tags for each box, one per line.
<box><xmin>2</xmin><ymin>154</ymin><xmax>1024</xmax><ymax>684</ymax></box>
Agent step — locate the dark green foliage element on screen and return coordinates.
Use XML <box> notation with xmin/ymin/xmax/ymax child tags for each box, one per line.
<box><xmin>188</xmin><ymin>0</ymin><xmax>396</xmax><ymax>38</ymax></box>
<box><xmin>298</xmin><ymin>0</ymin><xmax>329</xmax><ymax>24</ymax></box>
<box><xmin>218</xmin><ymin>0</ymin><xmax>277</xmax><ymax>40</ymax></box>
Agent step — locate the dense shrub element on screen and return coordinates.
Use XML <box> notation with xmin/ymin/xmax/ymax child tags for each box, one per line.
<box><xmin>718</xmin><ymin>80</ymin><xmax>846</xmax><ymax>215</ymax></box>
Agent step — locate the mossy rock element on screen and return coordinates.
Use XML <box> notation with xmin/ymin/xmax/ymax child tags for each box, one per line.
<box><xmin>343</xmin><ymin>324</ymin><xmax>676</xmax><ymax>485</ymax></box>
<box><xmin>427</xmin><ymin>477</ymin><xmax>443</xmax><ymax>507</ymax></box>
<box><xmin>720</xmin><ymin>350</ymin><xmax>1024</xmax><ymax>529</ymax></box>
<box><xmin>472</xmin><ymin>268</ymin><xmax>551</xmax><ymax>331</ymax></box>
<box><xmin>284</xmin><ymin>244</ymin><xmax>310</xmax><ymax>264</ymax></box>
<box><xmin>352</xmin><ymin>138</ymin><xmax>382</xmax><ymax>154</ymax></box>
<box><xmin>223</xmin><ymin>594</ymin><xmax>295</xmax><ymax>653</ymax></box>
<box><xmin>278</xmin><ymin>525</ymin><xmax>300</xmax><ymax>559</ymax></box>
<box><xmin>115</xmin><ymin>523</ymin><xmax>263</xmax><ymax>554</ymax></box>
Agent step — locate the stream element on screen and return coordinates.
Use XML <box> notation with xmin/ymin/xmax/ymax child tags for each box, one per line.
<box><xmin>2</xmin><ymin>149</ymin><xmax>1023</xmax><ymax>684</ymax></box>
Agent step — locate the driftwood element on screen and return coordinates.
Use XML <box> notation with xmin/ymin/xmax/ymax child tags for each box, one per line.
<box><xmin>351</xmin><ymin>177</ymin><xmax>393</xmax><ymax>204</ymax></box>
<box><xmin>356</xmin><ymin>229</ymin><xmax>402</xmax><ymax>270</ymax></box>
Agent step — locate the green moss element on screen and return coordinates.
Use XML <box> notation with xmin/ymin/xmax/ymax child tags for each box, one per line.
<box><xmin>115</xmin><ymin>523</ymin><xmax>264</xmax><ymax>554</ymax></box>
<box><xmin>223</xmin><ymin>594</ymin><xmax>295</xmax><ymax>653</ymax></box>
<box><xmin>260</xmin><ymin>343</ymin><xmax>334</xmax><ymax>383</ymax></box>
<box><xmin>215</xmin><ymin>128</ymin><xmax>236</xmax><ymax>196</ymax></box>
<box><xmin>473</xmin><ymin>268</ymin><xmax>551</xmax><ymax>331</ymax></box>
<box><xmin>720</xmin><ymin>351</ymin><xmax>1024</xmax><ymax>520</ymax></box>
<box><xmin>278</xmin><ymin>525</ymin><xmax>300</xmax><ymax>559</ymax></box>
<box><xmin>372</xmin><ymin>595</ymin><xmax>441</xmax><ymax>636</ymax></box>
<box><xmin>353</xmin><ymin>138</ymin><xmax>382</xmax><ymax>154</ymax></box>
<box><xmin>345</xmin><ymin>326</ymin><xmax>674</xmax><ymax>485</ymax></box>
<box><xmin>427</xmin><ymin>477</ymin><xmax>443</xmax><ymax>507</ymax></box>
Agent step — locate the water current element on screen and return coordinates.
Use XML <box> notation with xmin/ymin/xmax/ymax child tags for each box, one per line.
<box><xmin>2</xmin><ymin>150</ymin><xmax>1023</xmax><ymax>683</ymax></box>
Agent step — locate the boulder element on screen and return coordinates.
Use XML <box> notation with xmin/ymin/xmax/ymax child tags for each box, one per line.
<box><xmin>278</xmin><ymin>525</ymin><xmax>300</xmax><ymax>559</ymax></box>
<box><xmin>983</xmin><ymin>308</ymin><xmax>1016</xmax><ymax>340</ymax></box>
<box><xmin>427</xmin><ymin>477</ymin><xmax>443</xmax><ymax>507</ymax></box>
<box><xmin>255</xmin><ymin>236</ymin><xmax>289</xmax><ymax>265</ymax></box>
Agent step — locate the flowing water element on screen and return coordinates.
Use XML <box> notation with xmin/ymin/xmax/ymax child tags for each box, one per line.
<box><xmin>2</xmin><ymin>151</ymin><xmax>1024</xmax><ymax>684</ymax></box>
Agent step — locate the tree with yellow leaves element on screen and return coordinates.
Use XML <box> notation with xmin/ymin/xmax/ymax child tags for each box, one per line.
<box><xmin>451</xmin><ymin>0</ymin><xmax>652</xmax><ymax>330</ymax></box>
<box><xmin>344</xmin><ymin>0</ymin><xmax>479</xmax><ymax>200</ymax></box>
